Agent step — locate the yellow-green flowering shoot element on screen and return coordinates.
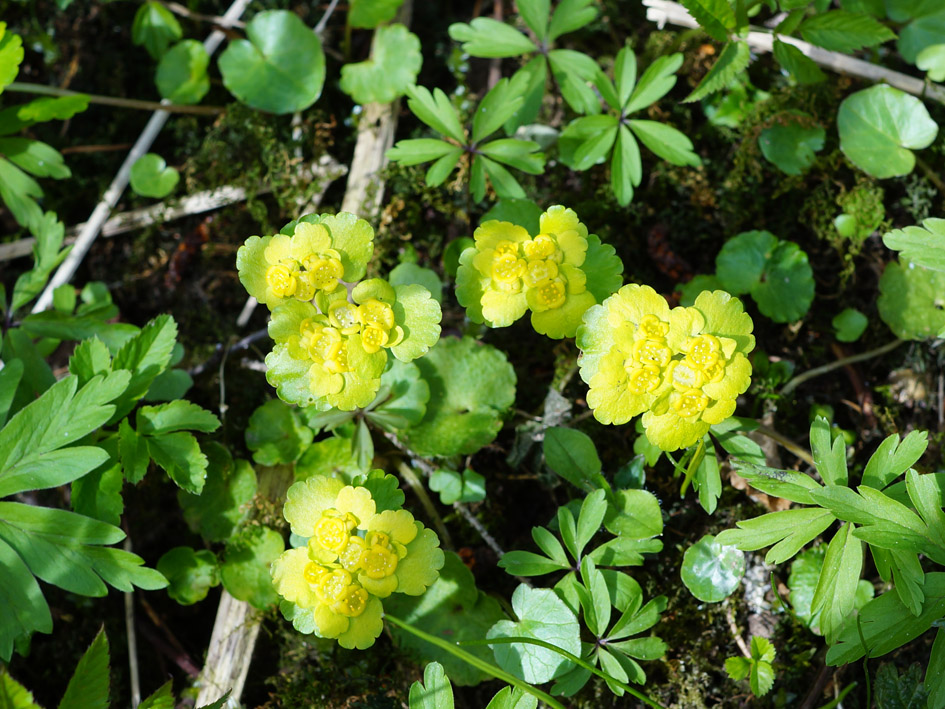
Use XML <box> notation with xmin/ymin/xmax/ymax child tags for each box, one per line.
<box><xmin>272</xmin><ymin>476</ymin><xmax>444</xmax><ymax>649</ymax></box>
<box><xmin>577</xmin><ymin>285</ymin><xmax>754</xmax><ymax>451</ymax></box>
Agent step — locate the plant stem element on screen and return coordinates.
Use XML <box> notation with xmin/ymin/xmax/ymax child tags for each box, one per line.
<box><xmin>464</xmin><ymin>636</ymin><xmax>668</xmax><ymax>708</ymax></box>
<box><xmin>6</xmin><ymin>82</ymin><xmax>225</xmax><ymax>115</ymax></box>
<box><xmin>160</xmin><ymin>0</ymin><xmax>246</xmax><ymax>29</ymax></box>
<box><xmin>384</xmin><ymin>615</ymin><xmax>568</xmax><ymax>709</ymax></box>
<box><xmin>779</xmin><ymin>339</ymin><xmax>904</xmax><ymax>398</ymax></box>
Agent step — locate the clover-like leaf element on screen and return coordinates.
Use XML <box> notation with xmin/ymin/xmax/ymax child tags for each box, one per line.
<box><xmin>406</xmin><ymin>337</ymin><xmax>516</xmax><ymax>457</ymax></box>
<box><xmin>487</xmin><ymin>584</ymin><xmax>581</xmax><ymax>684</ymax></box>
<box><xmin>219</xmin><ymin>10</ymin><xmax>325</xmax><ymax>114</ymax></box>
<box><xmin>838</xmin><ymin>85</ymin><xmax>938</xmax><ymax>179</ymax></box>
<box><xmin>129</xmin><ymin>153</ymin><xmax>179</xmax><ymax>199</ymax></box>
<box><xmin>878</xmin><ymin>260</ymin><xmax>945</xmax><ymax>340</ymax></box>
<box><xmin>681</xmin><ymin>534</ymin><xmax>745</xmax><ymax>603</ymax></box>
<box><xmin>716</xmin><ymin>230</ymin><xmax>814</xmax><ymax>323</ymax></box>
<box><xmin>339</xmin><ymin>24</ymin><xmax>421</xmax><ymax>105</ymax></box>
<box><xmin>156</xmin><ymin>40</ymin><xmax>210</xmax><ymax>105</ymax></box>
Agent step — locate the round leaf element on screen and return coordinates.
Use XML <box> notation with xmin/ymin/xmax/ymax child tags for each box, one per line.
<box><xmin>878</xmin><ymin>260</ymin><xmax>945</xmax><ymax>340</ymax></box>
<box><xmin>758</xmin><ymin>117</ymin><xmax>825</xmax><ymax>176</ymax></box>
<box><xmin>157</xmin><ymin>546</ymin><xmax>220</xmax><ymax>605</ymax></box>
<box><xmin>129</xmin><ymin>153</ymin><xmax>179</xmax><ymax>198</ymax></box>
<box><xmin>339</xmin><ymin>24</ymin><xmax>421</xmax><ymax>105</ymax></box>
<box><xmin>219</xmin><ymin>10</ymin><xmax>326</xmax><ymax>114</ymax></box>
<box><xmin>917</xmin><ymin>43</ymin><xmax>945</xmax><ymax>82</ymax></box>
<box><xmin>155</xmin><ymin>39</ymin><xmax>209</xmax><ymax>105</ymax></box>
<box><xmin>487</xmin><ymin>584</ymin><xmax>582</xmax><ymax>683</ymax></box>
<box><xmin>838</xmin><ymin>85</ymin><xmax>939</xmax><ymax>179</ymax></box>
<box><xmin>832</xmin><ymin>307</ymin><xmax>868</xmax><ymax>343</ymax></box>
<box><xmin>680</xmin><ymin>534</ymin><xmax>745</xmax><ymax>603</ymax></box>
<box><xmin>131</xmin><ymin>2</ymin><xmax>182</xmax><ymax>59</ymax></box>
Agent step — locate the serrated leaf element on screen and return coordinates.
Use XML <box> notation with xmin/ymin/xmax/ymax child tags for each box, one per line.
<box><xmin>244</xmin><ymin>399</ymin><xmax>312</xmax><ymax>465</ymax></box>
<box><xmin>679</xmin><ymin>0</ymin><xmax>737</xmax><ymax>42</ymax></box>
<box><xmin>685</xmin><ymin>41</ymin><xmax>750</xmax><ymax>103</ymax></box>
<box><xmin>147</xmin><ymin>432</ymin><xmax>207</xmax><ymax>494</ymax></box>
<box><xmin>0</xmin><ymin>668</ymin><xmax>41</xmax><ymax>708</ymax></box>
<box><xmin>137</xmin><ymin>400</ymin><xmax>220</xmax><ymax>436</ymax></box>
<box><xmin>883</xmin><ymin>218</ymin><xmax>945</xmax><ymax>273</ymax></box>
<box><xmin>179</xmin><ymin>444</ymin><xmax>256</xmax><ymax>542</ymax></box>
<box><xmin>798</xmin><ymin>10</ymin><xmax>895</xmax><ymax>53</ymax></box>
<box><xmin>0</xmin><ymin>23</ymin><xmax>25</xmax><ymax>97</ymax></box>
<box><xmin>138</xmin><ymin>681</ymin><xmax>175</xmax><ymax>709</ymax></box>
<box><xmin>58</xmin><ymin>629</ymin><xmax>109</xmax><ymax>709</ymax></box>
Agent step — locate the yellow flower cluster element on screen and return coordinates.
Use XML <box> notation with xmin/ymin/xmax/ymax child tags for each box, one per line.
<box><xmin>578</xmin><ymin>285</ymin><xmax>755</xmax><ymax>451</ymax></box>
<box><xmin>272</xmin><ymin>478</ymin><xmax>443</xmax><ymax>649</ymax></box>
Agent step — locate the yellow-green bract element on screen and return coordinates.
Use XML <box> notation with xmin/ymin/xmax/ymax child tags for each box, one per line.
<box><xmin>577</xmin><ymin>285</ymin><xmax>754</xmax><ymax>451</ymax></box>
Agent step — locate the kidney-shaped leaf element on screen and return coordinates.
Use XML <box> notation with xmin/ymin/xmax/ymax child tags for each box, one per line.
<box><xmin>838</xmin><ymin>85</ymin><xmax>938</xmax><ymax>179</ymax></box>
<box><xmin>680</xmin><ymin>533</ymin><xmax>745</xmax><ymax>603</ymax></box>
<box><xmin>219</xmin><ymin>10</ymin><xmax>325</xmax><ymax>114</ymax></box>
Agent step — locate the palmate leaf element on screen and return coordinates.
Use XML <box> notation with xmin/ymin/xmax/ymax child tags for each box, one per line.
<box><xmin>472</xmin><ymin>75</ymin><xmax>528</xmax><ymax>143</ymax></box>
<box><xmin>518</xmin><ymin>0</ymin><xmax>550</xmax><ymax>41</ymax></box>
<box><xmin>403</xmin><ymin>85</ymin><xmax>465</xmax><ymax>143</ymax></box>
<box><xmin>685</xmin><ymin>41</ymin><xmax>750</xmax><ymax>103</ymax></box>
<box><xmin>628</xmin><ymin>120</ymin><xmax>701</xmax><ymax>167</ymax></box>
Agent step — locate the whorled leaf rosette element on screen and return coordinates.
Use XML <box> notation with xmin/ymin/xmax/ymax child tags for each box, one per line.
<box><xmin>237</xmin><ymin>212</ymin><xmax>375</xmax><ymax>310</ymax></box>
<box><xmin>265</xmin><ymin>278</ymin><xmax>441</xmax><ymax>411</ymax></box>
<box><xmin>457</xmin><ymin>205</ymin><xmax>614</xmax><ymax>339</ymax></box>
<box><xmin>577</xmin><ymin>285</ymin><xmax>754</xmax><ymax>451</ymax></box>
<box><xmin>271</xmin><ymin>477</ymin><xmax>443</xmax><ymax>649</ymax></box>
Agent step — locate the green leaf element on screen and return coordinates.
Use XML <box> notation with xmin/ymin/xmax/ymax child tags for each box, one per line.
<box><xmin>883</xmin><ymin>218</ymin><xmax>945</xmax><ymax>273</ymax></box>
<box><xmin>498</xmin><ymin>550</ymin><xmax>570</xmax><ymax>576</ymax></box>
<box><xmin>129</xmin><ymin>154</ymin><xmax>179</xmax><ymax>199</ymax></box>
<box><xmin>485</xmin><ymin>685</ymin><xmax>537</xmax><ymax>709</ymax></box>
<box><xmin>131</xmin><ymin>2</ymin><xmax>182</xmax><ymax>59</ymax></box>
<box><xmin>685</xmin><ymin>41</ymin><xmax>750</xmax><ymax>103</ymax></box>
<box><xmin>244</xmin><ymin>399</ymin><xmax>312</xmax><ymax>465</ymax></box>
<box><xmin>628</xmin><ymin>119</ymin><xmax>701</xmax><ymax>167</ymax></box>
<box><xmin>725</xmin><ymin>656</ymin><xmax>751</xmax><ymax>681</ymax></box>
<box><xmin>339</xmin><ymin>24</ymin><xmax>421</xmax><ymax>104</ymax></box>
<box><xmin>680</xmin><ymin>534</ymin><xmax>745</xmax><ymax>603</ymax></box>
<box><xmin>473</xmin><ymin>75</ymin><xmax>528</xmax><ymax>144</ymax></box>
<box><xmin>389</xmin><ymin>263</ymin><xmax>443</xmax><ymax>304</ymax></box>
<box><xmin>219</xmin><ymin>10</ymin><xmax>326</xmax><ymax>114</ymax></box>
<box><xmin>72</xmin><ymin>457</ymin><xmax>124</xmax><ymax>527</ymax></box>
<box><xmin>138</xmin><ymin>681</ymin><xmax>175</xmax><ymax>709</ymax></box>
<box><xmin>542</xmin><ymin>427</ymin><xmax>601</xmax><ymax>490</ymax></box>
<box><xmin>603</xmin><ymin>488</ymin><xmax>663</xmax><ymax>541</ymax></box>
<box><xmin>715</xmin><ymin>230</ymin><xmax>815</xmax><ymax>323</ymax></box>
<box><xmin>429</xmin><ymin>469</ymin><xmax>486</xmax><ymax>505</ymax></box>
<box><xmin>407</xmin><ymin>337</ymin><xmax>516</xmax><ymax>457</ymax></box>
<box><xmin>758</xmin><ymin>116</ymin><xmax>825</xmax><ymax>175</ymax></box>
<box><xmin>0</xmin><ymin>359</ymin><xmax>24</xmax><ymax>428</ymax></box>
<box><xmin>0</xmin><ymin>536</ymin><xmax>52</xmax><ymax>661</ymax></box>
<box><xmin>0</xmin><ymin>157</ymin><xmax>43</xmax><ymax>231</ymax></box>
<box><xmin>220</xmin><ymin>526</ymin><xmax>283</xmax><ymax>609</ymax></box>
<box><xmin>571</xmin><ymin>125</ymin><xmax>618</xmax><ymax>171</ymax></box>
<box><xmin>157</xmin><ymin>546</ymin><xmax>220</xmax><ymax>605</ymax></box>
<box><xmin>678</xmin><ymin>0</ymin><xmax>736</xmax><ymax>42</ymax></box>
<box><xmin>749</xmin><ymin>657</ymin><xmax>775</xmax><ymax>697</ymax></box>
<box><xmin>716</xmin><ymin>507</ymin><xmax>834</xmax><ymax>564</ymax></box>
<box><xmin>625</xmin><ymin>53</ymin><xmax>683</xmax><ymax>114</ymax></box>
<box><xmin>862</xmin><ymin>429</ymin><xmax>928</xmax><ymax>490</ymax></box>
<box><xmin>548</xmin><ymin>49</ymin><xmax>600</xmax><ymax>114</ymax></box>
<box><xmin>558</xmin><ymin>115</ymin><xmax>618</xmax><ymax>170</ymax></box>
<box><xmin>772</xmin><ymin>40</ymin><xmax>827</xmax><ymax>84</ymax></box>
<box><xmin>788</xmin><ymin>544</ymin><xmax>875</xmax><ymax>633</ymax></box>
<box><xmin>117</xmin><ymin>419</ymin><xmax>149</xmax><ymax>485</ymax></box>
<box><xmin>179</xmin><ymin>443</ymin><xmax>256</xmax><ymax>542</ymax></box>
<box><xmin>810</xmin><ymin>523</ymin><xmax>863</xmax><ymax>644</ymax></box>
<box><xmin>355</xmin><ymin>470</ymin><xmax>405</xmax><ymax>513</ymax></box>
<box><xmin>810</xmin><ymin>416</ymin><xmax>847</xmax><ymax>486</ymax></box>
<box><xmin>481</xmin><ymin>199</ymin><xmax>543</xmax><ymax>234</ymax></box>
<box><xmin>136</xmin><ymin>400</ymin><xmax>220</xmax><ymax>436</ymax></box>
<box><xmin>295</xmin><ymin>434</ymin><xmax>363</xmax><ymax>481</ymax></box>
<box><xmin>832</xmin><ymin>307</ymin><xmax>868</xmax><ymax>342</ymax></box>
<box><xmin>447</xmin><ymin>18</ymin><xmax>536</xmax><ymax>58</ymax></box>
<box><xmin>927</xmin><ymin>628</ymin><xmax>945</xmax><ymax>707</ymax></box>
<box><xmin>487</xmin><ymin>584</ymin><xmax>581</xmax><ymax>683</ymax></box>
<box><xmin>0</xmin><ymin>668</ymin><xmax>41</xmax><ymax>708</ymax></box>
<box><xmin>0</xmin><ymin>23</ymin><xmax>25</xmax><ymax>96</ymax></box>
<box><xmin>875</xmin><ymin>663</ymin><xmax>928</xmax><ymax>709</ymax></box>
<box><xmin>479</xmin><ymin>139</ymin><xmax>544</xmax><ymax>174</ymax></box>
<box><xmin>838</xmin><ymin>85</ymin><xmax>938</xmax><ymax>179</ymax></box>
<box><xmin>144</xmin><ymin>368</ymin><xmax>193</xmax><ymax>402</ymax></box>
<box><xmin>0</xmin><ymin>95</ymin><xmax>89</xmax><ymax>134</ymax></box>
<box><xmin>408</xmin><ymin>661</ymin><xmax>454</xmax><ymax>709</ymax></box>
<box><xmin>147</xmin><ymin>432</ymin><xmax>207</xmax><ymax>494</ymax></box>
<box><xmin>403</xmin><ymin>85</ymin><xmax>465</xmax><ymax>143</ymax></box>
<box><xmin>576</xmin><ymin>490</ymin><xmax>607</xmax><ymax>559</ymax></box>
<box><xmin>112</xmin><ymin>315</ymin><xmax>179</xmax><ymax>416</ymax></box>
<box><xmin>610</xmin><ymin>125</ymin><xmax>641</xmax><ymax>206</ymax></box>
<box><xmin>548</xmin><ymin>0</ymin><xmax>597</xmax><ymax>41</ymax></box>
<box><xmin>898</xmin><ymin>7</ymin><xmax>945</xmax><ymax>64</ymax></box>
<box><xmin>367</xmin><ymin>359</ymin><xmax>431</xmax><ymax>431</ymax></box>
<box><xmin>425</xmin><ymin>150</ymin><xmax>462</xmax><ymax>188</ymax></box>
<box><xmin>155</xmin><ymin>40</ymin><xmax>210</xmax><ymax>105</ymax></box>
<box><xmin>917</xmin><ymin>43</ymin><xmax>945</xmax><ymax>80</ymax></box>
<box><xmin>387</xmin><ymin>139</ymin><xmax>458</xmax><ymax>166</ymax></box>
<box><xmin>798</xmin><ymin>10</ymin><xmax>895</xmax><ymax>52</ymax></box>
<box><xmin>613</xmin><ymin>46</ymin><xmax>637</xmax><ymax>109</ymax></box>
<box><xmin>0</xmin><ymin>138</ymin><xmax>69</xmax><ymax>179</ymax></box>
<box><xmin>387</xmin><ymin>551</ymin><xmax>506</xmax><ymax>685</ymax></box>
<box><xmin>877</xmin><ymin>260</ymin><xmax>945</xmax><ymax>340</ymax></box>
<box><xmin>518</xmin><ymin>0</ymin><xmax>550</xmax><ymax>41</ymax></box>
<box><xmin>58</xmin><ymin>629</ymin><xmax>109</xmax><ymax>709</ymax></box>
<box><xmin>348</xmin><ymin>0</ymin><xmax>405</xmax><ymax>28</ymax></box>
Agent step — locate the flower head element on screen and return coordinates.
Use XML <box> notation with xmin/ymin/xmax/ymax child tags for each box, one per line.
<box><xmin>456</xmin><ymin>206</ymin><xmax>599</xmax><ymax>339</ymax></box>
<box><xmin>578</xmin><ymin>286</ymin><xmax>754</xmax><ymax>451</ymax></box>
<box><xmin>272</xmin><ymin>477</ymin><xmax>444</xmax><ymax>649</ymax></box>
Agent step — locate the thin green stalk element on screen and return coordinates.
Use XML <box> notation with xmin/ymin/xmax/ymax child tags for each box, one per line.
<box><xmin>463</xmin><ymin>636</ymin><xmax>667</xmax><ymax>709</ymax></box>
<box><xmin>779</xmin><ymin>339</ymin><xmax>904</xmax><ymax>397</ymax></box>
<box><xmin>384</xmin><ymin>615</ymin><xmax>567</xmax><ymax>709</ymax></box>
<box><xmin>6</xmin><ymin>82</ymin><xmax>225</xmax><ymax>115</ymax></box>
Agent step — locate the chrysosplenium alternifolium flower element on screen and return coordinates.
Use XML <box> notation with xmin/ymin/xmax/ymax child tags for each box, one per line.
<box><xmin>271</xmin><ymin>477</ymin><xmax>444</xmax><ymax>649</ymax></box>
<box><xmin>237</xmin><ymin>213</ymin><xmax>441</xmax><ymax>411</ymax></box>
<box><xmin>456</xmin><ymin>206</ymin><xmax>604</xmax><ymax>339</ymax></box>
<box><xmin>577</xmin><ymin>285</ymin><xmax>755</xmax><ymax>451</ymax></box>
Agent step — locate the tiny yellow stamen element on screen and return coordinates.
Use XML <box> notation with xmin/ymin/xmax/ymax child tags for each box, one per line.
<box><xmin>338</xmin><ymin>536</ymin><xmax>366</xmax><ymax>571</ymax></box>
<box><xmin>358</xmin><ymin>299</ymin><xmax>396</xmax><ymax>331</ymax></box>
<box><xmin>632</xmin><ymin>339</ymin><xmax>672</xmax><ymax>368</ymax></box>
<box><xmin>324</xmin><ymin>341</ymin><xmax>350</xmax><ymax>373</ymax></box>
<box><xmin>329</xmin><ymin>302</ymin><xmax>361</xmax><ymax>334</ymax></box>
<box><xmin>491</xmin><ymin>252</ymin><xmax>527</xmax><ymax>284</ymax></box>
<box><xmin>303</xmin><ymin>562</ymin><xmax>326</xmax><ymax>585</ymax></box>
<box><xmin>360</xmin><ymin>544</ymin><xmax>399</xmax><ymax>580</ymax></box>
<box><xmin>314</xmin><ymin>515</ymin><xmax>353</xmax><ymax>553</ymax></box>
<box><xmin>314</xmin><ymin>569</ymin><xmax>354</xmax><ymax>605</ymax></box>
<box><xmin>627</xmin><ymin>364</ymin><xmax>663</xmax><ymax>394</ymax></box>
<box><xmin>536</xmin><ymin>280</ymin><xmax>566</xmax><ymax>309</ymax></box>
<box><xmin>687</xmin><ymin>334</ymin><xmax>722</xmax><ymax>370</ymax></box>
<box><xmin>266</xmin><ymin>264</ymin><xmax>298</xmax><ymax>298</ymax></box>
<box><xmin>672</xmin><ymin>361</ymin><xmax>705</xmax><ymax>391</ymax></box>
<box><xmin>339</xmin><ymin>586</ymin><xmax>369</xmax><ymax>617</ymax></box>
<box><xmin>673</xmin><ymin>388</ymin><xmax>709</xmax><ymax>417</ymax></box>
<box><xmin>309</xmin><ymin>326</ymin><xmax>343</xmax><ymax>363</ymax></box>
<box><xmin>638</xmin><ymin>314</ymin><xmax>670</xmax><ymax>340</ymax></box>
<box><xmin>493</xmin><ymin>240</ymin><xmax>520</xmax><ymax>257</ymax></box>
<box><xmin>308</xmin><ymin>257</ymin><xmax>344</xmax><ymax>292</ymax></box>
<box><xmin>522</xmin><ymin>234</ymin><xmax>558</xmax><ymax>261</ymax></box>
<box><xmin>523</xmin><ymin>258</ymin><xmax>559</xmax><ymax>288</ymax></box>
